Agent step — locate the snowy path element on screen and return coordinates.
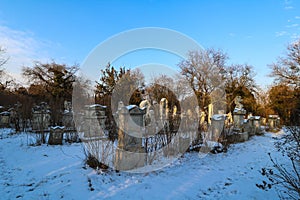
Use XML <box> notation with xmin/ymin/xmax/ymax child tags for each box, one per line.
<box><xmin>0</xmin><ymin>129</ymin><xmax>286</xmax><ymax>199</ymax></box>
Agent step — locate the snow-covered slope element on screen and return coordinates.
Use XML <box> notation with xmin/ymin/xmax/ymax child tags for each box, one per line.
<box><xmin>0</xmin><ymin>129</ymin><xmax>286</xmax><ymax>199</ymax></box>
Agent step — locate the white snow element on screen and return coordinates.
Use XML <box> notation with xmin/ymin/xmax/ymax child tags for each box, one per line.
<box><xmin>0</xmin><ymin>128</ymin><xmax>288</xmax><ymax>199</ymax></box>
<box><xmin>211</xmin><ymin>114</ymin><xmax>226</xmax><ymax>121</ymax></box>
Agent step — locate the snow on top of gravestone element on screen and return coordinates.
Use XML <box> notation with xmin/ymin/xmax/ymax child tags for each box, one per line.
<box><xmin>126</xmin><ymin>105</ymin><xmax>138</xmax><ymax>111</ymax></box>
<box><xmin>211</xmin><ymin>114</ymin><xmax>226</xmax><ymax>121</ymax></box>
<box><xmin>50</xmin><ymin>126</ymin><xmax>65</xmax><ymax>129</ymax></box>
<box><xmin>268</xmin><ymin>114</ymin><xmax>279</xmax><ymax>119</ymax></box>
<box><xmin>89</xmin><ymin>104</ymin><xmax>107</xmax><ymax>108</ymax></box>
<box><xmin>0</xmin><ymin>111</ymin><xmax>10</xmax><ymax>115</ymax></box>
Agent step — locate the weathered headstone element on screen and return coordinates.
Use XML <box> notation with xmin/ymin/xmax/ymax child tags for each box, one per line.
<box><xmin>115</xmin><ymin>104</ymin><xmax>146</xmax><ymax>171</ymax></box>
<box><xmin>268</xmin><ymin>115</ymin><xmax>280</xmax><ymax>131</ymax></box>
<box><xmin>48</xmin><ymin>126</ymin><xmax>64</xmax><ymax>145</ymax></box>
<box><xmin>233</xmin><ymin>96</ymin><xmax>246</xmax><ymax>131</ymax></box>
<box><xmin>83</xmin><ymin>104</ymin><xmax>106</xmax><ymax>139</ymax></box>
<box><xmin>32</xmin><ymin>103</ymin><xmax>51</xmax><ymax>132</ymax></box>
<box><xmin>211</xmin><ymin>114</ymin><xmax>226</xmax><ymax>141</ymax></box>
<box><xmin>248</xmin><ymin>116</ymin><xmax>262</xmax><ymax>135</ymax></box>
<box><xmin>62</xmin><ymin>110</ymin><xmax>75</xmax><ymax>130</ymax></box>
<box><xmin>0</xmin><ymin>111</ymin><xmax>10</xmax><ymax>128</ymax></box>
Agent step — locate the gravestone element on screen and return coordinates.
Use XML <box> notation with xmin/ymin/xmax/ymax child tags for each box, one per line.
<box><xmin>160</xmin><ymin>98</ymin><xmax>169</xmax><ymax>132</ymax></box>
<box><xmin>268</xmin><ymin>115</ymin><xmax>280</xmax><ymax>131</ymax></box>
<box><xmin>211</xmin><ymin>114</ymin><xmax>226</xmax><ymax>141</ymax></box>
<box><xmin>62</xmin><ymin>101</ymin><xmax>75</xmax><ymax>130</ymax></box>
<box><xmin>115</xmin><ymin>104</ymin><xmax>146</xmax><ymax>171</ymax></box>
<box><xmin>0</xmin><ymin>111</ymin><xmax>10</xmax><ymax>128</ymax></box>
<box><xmin>32</xmin><ymin>103</ymin><xmax>51</xmax><ymax>132</ymax></box>
<box><xmin>83</xmin><ymin>104</ymin><xmax>106</xmax><ymax>139</ymax></box>
<box><xmin>233</xmin><ymin>96</ymin><xmax>246</xmax><ymax>131</ymax></box>
<box><xmin>48</xmin><ymin>126</ymin><xmax>64</xmax><ymax>145</ymax></box>
<box><xmin>62</xmin><ymin>110</ymin><xmax>75</xmax><ymax>130</ymax></box>
<box><xmin>146</xmin><ymin>109</ymin><xmax>156</xmax><ymax>136</ymax></box>
<box><xmin>252</xmin><ymin>116</ymin><xmax>262</xmax><ymax>135</ymax></box>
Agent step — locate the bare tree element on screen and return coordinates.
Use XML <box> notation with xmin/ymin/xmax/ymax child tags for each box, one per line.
<box><xmin>178</xmin><ymin>48</ymin><xmax>228</xmax><ymax>113</ymax></box>
<box><xmin>269</xmin><ymin>38</ymin><xmax>300</xmax><ymax>125</ymax></box>
<box><xmin>270</xmin><ymin>38</ymin><xmax>300</xmax><ymax>89</ymax></box>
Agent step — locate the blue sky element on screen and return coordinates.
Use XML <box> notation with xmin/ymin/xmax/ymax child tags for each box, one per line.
<box><xmin>0</xmin><ymin>0</ymin><xmax>300</xmax><ymax>88</ymax></box>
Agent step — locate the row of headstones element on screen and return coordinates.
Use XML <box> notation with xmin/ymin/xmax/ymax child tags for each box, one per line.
<box><xmin>226</xmin><ymin>102</ymin><xmax>281</xmax><ymax>143</ymax></box>
<box><xmin>0</xmin><ymin>103</ymin><xmax>75</xmax><ymax>131</ymax></box>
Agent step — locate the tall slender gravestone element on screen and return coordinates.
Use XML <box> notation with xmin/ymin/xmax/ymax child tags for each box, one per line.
<box><xmin>160</xmin><ymin>98</ymin><xmax>169</xmax><ymax>132</ymax></box>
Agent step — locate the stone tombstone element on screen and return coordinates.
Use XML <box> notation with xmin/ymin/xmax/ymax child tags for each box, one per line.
<box><xmin>268</xmin><ymin>115</ymin><xmax>280</xmax><ymax>130</ymax></box>
<box><xmin>139</xmin><ymin>100</ymin><xmax>151</xmax><ymax>126</ymax></box>
<box><xmin>159</xmin><ymin>98</ymin><xmax>169</xmax><ymax>132</ymax></box>
<box><xmin>244</xmin><ymin>118</ymin><xmax>252</xmax><ymax>135</ymax></box>
<box><xmin>0</xmin><ymin>111</ymin><xmax>10</xmax><ymax>128</ymax></box>
<box><xmin>48</xmin><ymin>126</ymin><xmax>64</xmax><ymax>145</ymax></box>
<box><xmin>32</xmin><ymin>103</ymin><xmax>51</xmax><ymax>132</ymax></box>
<box><xmin>146</xmin><ymin>109</ymin><xmax>156</xmax><ymax>136</ymax></box>
<box><xmin>117</xmin><ymin>104</ymin><xmax>146</xmax><ymax>150</ymax></box>
<box><xmin>233</xmin><ymin>96</ymin><xmax>246</xmax><ymax>131</ymax></box>
<box><xmin>253</xmin><ymin>116</ymin><xmax>262</xmax><ymax>135</ymax></box>
<box><xmin>180</xmin><ymin>111</ymin><xmax>188</xmax><ymax>132</ymax></box>
<box><xmin>211</xmin><ymin>114</ymin><xmax>226</xmax><ymax>141</ymax></box>
<box><xmin>115</xmin><ymin>104</ymin><xmax>146</xmax><ymax>171</ymax></box>
<box><xmin>83</xmin><ymin>104</ymin><xmax>106</xmax><ymax>138</ymax></box>
<box><xmin>160</xmin><ymin>98</ymin><xmax>169</xmax><ymax>121</ymax></box>
<box><xmin>62</xmin><ymin>110</ymin><xmax>75</xmax><ymax>130</ymax></box>
<box><xmin>128</xmin><ymin>105</ymin><xmax>146</xmax><ymax>150</ymax></box>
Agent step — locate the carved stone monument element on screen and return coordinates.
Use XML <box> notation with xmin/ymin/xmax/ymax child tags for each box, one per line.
<box><xmin>233</xmin><ymin>96</ymin><xmax>246</xmax><ymax>131</ymax></box>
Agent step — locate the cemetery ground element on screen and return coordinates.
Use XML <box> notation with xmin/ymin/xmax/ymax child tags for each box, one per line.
<box><xmin>0</xmin><ymin>128</ymin><xmax>289</xmax><ymax>200</ymax></box>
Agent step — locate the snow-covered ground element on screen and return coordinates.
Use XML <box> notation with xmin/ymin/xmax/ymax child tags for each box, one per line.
<box><xmin>0</xmin><ymin>128</ymin><xmax>287</xmax><ymax>199</ymax></box>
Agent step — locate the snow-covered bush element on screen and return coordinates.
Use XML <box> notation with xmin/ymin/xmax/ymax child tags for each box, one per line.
<box><xmin>257</xmin><ymin>127</ymin><xmax>300</xmax><ymax>200</ymax></box>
